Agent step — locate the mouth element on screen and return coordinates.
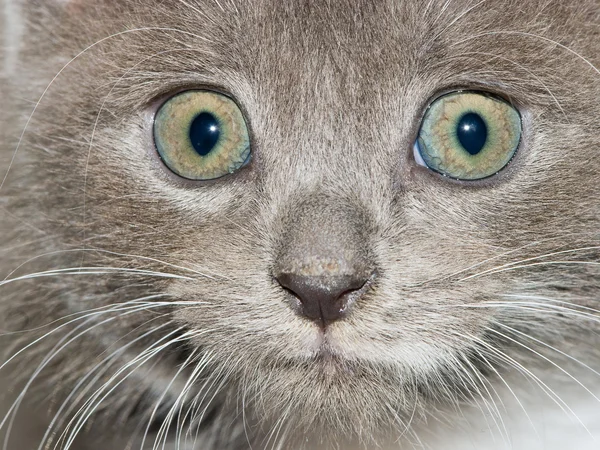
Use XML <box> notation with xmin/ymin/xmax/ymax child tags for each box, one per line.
<box><xmin>289</xmin><ymin>328</ymin><xmax>361</xmax><ymax>378</ymax></box>
<box><xmin>313</xmin><ymin>346</ymin><xmax>359</xmax><ymax>377</ymax></box>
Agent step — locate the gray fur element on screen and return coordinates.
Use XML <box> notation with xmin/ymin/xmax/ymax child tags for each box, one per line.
<box><xmin>0</xmin><ymin>0</ymin><xmax>599</xmax><ymax>449</ymax></box>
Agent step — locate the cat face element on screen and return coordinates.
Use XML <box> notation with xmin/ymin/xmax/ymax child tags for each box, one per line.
<box><xmin>1</xmin><ymin>0</ymin><xmax>599</xmax><ymax>447</ymax></box>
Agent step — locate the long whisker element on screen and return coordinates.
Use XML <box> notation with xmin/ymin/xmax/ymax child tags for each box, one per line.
<box><xmin>457</xmin><ymin>244</ymin><xmax>600</xmax><ymax>281</ymax></box>
<box><xmin>38</xmin><ymin>318</ymin><xmax>173</xmax><ymax>450</ymax></box>
<box><xmin>452</xmin><ymin>301</ymin><xmax>600</xmax><ymax>325</ymax></box>
<box><xmin>418</xmin><ymin>236</ymin><xmax>598</xmax><ymax>285</ymax></box>
<box><xmin>0</xmin><ymin>266</ymin><xmax>193</xmax><ymax>288</ymax></box>
<box><xmin>494</xmin><ymin>321</ymin><xmax>600</xmax><ymax>380</ymax></box>
<box><xmin>60</xmin><ymin>327</ymin><xmax>210</xmax><ymax>450</ymax></box>
<box><xmin>239</xmin><ymin>366</ymin><xmax>254</xmax><ymax>450</ymax></box>
<box><xmin>457</xmin><ymin>352</ymin><xmax>509</xmax><ymax>444</ymax></box>
<box><xmin>389</xmin><ymin>393</ymin><xmax>419</xmax><ymax>446</ymax></box>
<box><xmin>473</xmin><ymin>335</ymin><xmax>593</xmax><ymax>438</ymax></box>
<box><xmin>456</xmin><ymin>332</ymin><xmax>540</xmax><ymax>438</ymax></box>
<box><xmin>155</xmin><ymin>352</ymin><xmax>217</xmax><ymax>450</ymax></box>
<box><xmin>149</xmin><ymin>354</ymin><xmax>207</xmax><ymax>450</ymax></box>
<box><xmin>4</xmin><ymin>295</ymin><xmax>216</xmax><ymax>448</ymax></box>
<box><xmin>138</xmin><ymin>347</ymin><xmax>199</xmax><ymax>450</ymax></box>
<box><xmin>461</xmin><ymin>260</ymin><xmax>600</xmax><ymax>281</ymax></box>
<box><xmin>500</xmin><ymin>294</ymin><xmax>600</xmax><ymax>315</ymax></box>
<box><xmin>445</xmin><ymin>354</ymin><xmax>501</xmax><ymax>444</ymax></box>
<box><xmin>172</xmin><ymin>352</ymin><xmax>215</xmax><ymax>450</ymax></box>
<box><xmin>1</xmin><ymin>302</ymin><xmax>171</xmax><ymax>449</ymax></box>
<box><xmin>174</xmin><ymin>0</ymin><xmax>221</xmax><ymax>26</ymax></box>
<box><xmin>187</xmin><ymin>356</ymin><xmax>235</xmax><ymax>449</ymax></box>
<box><xmin>58</xmin><ymin>328</ymin><xmax>187</xmax><ymax>450</ymax></box>
<box><xmin>450</xmin><ymin>31</ymin><xmax>600</xmax><ymax>76</ymax></box>
<box><xmin>426</xmin><ymin>0</ymin><xmax>487</xmax><ymax>45</ymax></box>
<box><xmin>486</xmin><ymin>325</ymin><xmax>600</xmax><ymax>404</ymax></box>
<box><xmin>3</xmin><ymin>248</ymin><xmax>224</xmax><ymax>282</ymax></box>
<box><xmin>0</xmin><ymin>296</ymin><xmax>168</xmax><ymax>337</ymax></box>
<box><xmin>0</xmin><ymin>295</ymin><xmax>171</xmax><ymax>373</ymax></box>
<box><xmin>187</xmin><ymin>354</ymin><xmax>241</xmax><ymax>449</ymax></box>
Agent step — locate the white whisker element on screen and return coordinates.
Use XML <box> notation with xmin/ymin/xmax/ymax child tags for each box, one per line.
<box><xmin>60</xmin><ymin>327</ymin><xmax>208</xmax><ymax>449</ymax></box>
<box><xmin>2</xmin><ymin>303</ymin><xmax>171</xmax><ymax>449</ymax></box>
<box><xmin>0</xmin><ymin>267</ymin><xmax>193</xmax><ymax>288</ymax></box>
<box><xmin>461</xmin><ymin>260</ymin><xmax>599</xmax><ymax>280</ymax></box>
<box><xmin>474</xmin><ymin>334</ymin><xmax>594</xmax><ymax>438</ymax></box>
<box><xmin>450</xmin><ymin>31</ymin><xmax>600</xmax><ymax>76</ymax></box>
<box><xmin>38</xmin><ymin>319</ymin><xmax>173</xmax><ymax>450</ymax></box>
<box><xmin>0</xmin><ymin>295</ymin><xmax>170</xmax><ymax>373</ymax></box>
<box><xmin>3</xmin><ymin>248</ymin><xmax>225</xmax><ymax>282</ymax></box>
<box><xmin>486</xmin><ymin>325</ymin><xmax>600</xmax><ymax>404</ymax></box>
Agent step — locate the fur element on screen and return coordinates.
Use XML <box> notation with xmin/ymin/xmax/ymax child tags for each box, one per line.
<box><xmin>0</xmin><ymin>0</ymin><xmax>599</xmax><ymax>449</ymax></box>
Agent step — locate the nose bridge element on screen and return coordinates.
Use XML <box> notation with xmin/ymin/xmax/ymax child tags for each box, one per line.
<box><xmin>275</xmin><ymin>195</ymin><xmax>371</xmax><ymax>277</ymax></box>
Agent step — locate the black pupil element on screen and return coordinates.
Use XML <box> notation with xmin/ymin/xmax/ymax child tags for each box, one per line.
<box><xmin>189</xmin><ymin>112</ymin><xmax>220</xmax><ymax>156</ymax></box>
<box><xmin>456</xmin><ymin>112</ymin><xmax>487</xmax><ymax>155</ymax></box>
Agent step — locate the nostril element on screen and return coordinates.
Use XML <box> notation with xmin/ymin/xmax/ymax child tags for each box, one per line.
<box><xmin>275</xmin><ymin>272</ymin><xmax>374</xmax><ymax>325</ymax></box>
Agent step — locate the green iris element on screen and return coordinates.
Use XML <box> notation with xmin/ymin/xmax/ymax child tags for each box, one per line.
<box><xmin>414</xmin><ymin>91</ymin><xmax>522</xmax><ymax>180</ymax></box>
<box><xmin>154</xmin><ymin>90</ymin><xmax>251</xmax><ymax>180</ymax></box>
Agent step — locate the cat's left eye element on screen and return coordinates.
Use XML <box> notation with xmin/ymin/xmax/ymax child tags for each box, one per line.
<box><xmin>153</xmin><ymin>90</ymin><xmax>251</xmax><ymax>180</ymax></box>
<box><xmin>413</xmin><ymin>91</ymin><xmax>522</xmax><ymax>181</ymax></box>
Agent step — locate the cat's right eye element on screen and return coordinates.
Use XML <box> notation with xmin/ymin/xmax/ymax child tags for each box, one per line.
<box><xmin>153</xmin><ymin>90</ymin><xmax>251</xmax><ymax>180</ymax></box>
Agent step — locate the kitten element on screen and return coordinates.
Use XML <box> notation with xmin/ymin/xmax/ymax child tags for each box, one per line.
<box><xmin>1</xmin><ymin>0</ymin><xmax>599</xmax><ymax>449</ymax></box>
